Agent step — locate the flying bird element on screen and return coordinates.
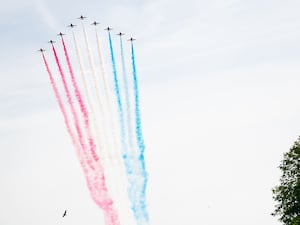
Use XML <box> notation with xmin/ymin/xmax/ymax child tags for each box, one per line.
<box><xmin>62</xmin><ymin>210</ymin><xmax>67</xmax><ymax>218</ymax></box>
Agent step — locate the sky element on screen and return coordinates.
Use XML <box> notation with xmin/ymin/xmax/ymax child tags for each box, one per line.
<box><xmin>1</xmin><ymin>0</ymin><xmax>300</xmax><ymax>225</ymax></box>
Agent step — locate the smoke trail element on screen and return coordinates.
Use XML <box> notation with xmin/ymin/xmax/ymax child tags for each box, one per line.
<box><xmin>82</xmin><ymin>23</ymin><xmax>112</xmax><ymax>164</ymax></box>
<box><xmin>107</xmin><ymin>31</ymin><xmax>125</xmax><ymax>155</ymax></box>
<box><xmin>95</xmin><ymin>28</ymin><xmax>120</xmax><ymax>164</ymax></box>
<box><xmin>42</xmin><ymin>52</ymin><xmax>99</xmax><ymax>205</ymax></box>
<box><xmin>130</xmin><ymin>44</ymin><xmax>145</xmax><ymax>155</ymax></box>
<box><xmin>108</xmin><ymin>31</ymin><xmax>149</xmax><ymax>225</ymax></box>
<box><xmin>88</xmin><ymin>165</ymin><xmax>121</xmax><ymax>225</ymax></box>
<box><xmin>41</xmin><ymin>52</ymin><xmax>84</xmax><ymax>165</ymax></box>
<box><xmin>71</xmin><ymin>31</ymin><xmax>107</xmax><ymax>164</ymax></box>
<box><xmin>82</xmin><ymin>23</ymin><xmax>103</xmax><ymax>109</ymax></box>
<box><xmin>108</xmin><ymin>32</ymin><xmax>136</xmax><ymax>175</ymax></box>
<box><xmin>51</xmin><ymin>45</ymin><xmax>99</xmax><ymax>166</ymax></box>
<box><xmin>130</xmin><ymin>42</ymin><xmax>149</xmax><ymax>224</ymax></box>
<box><xmin>119</xmin><ymin>35</ymin><xmax>133</xmax><ymax>149</ymax></box>
<box><xmin>61</xmin><ymin>36</ymin><xmax>100</xmax><ymax>170</ymax></box>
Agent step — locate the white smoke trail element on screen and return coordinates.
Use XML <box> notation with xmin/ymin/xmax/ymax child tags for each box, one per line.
<box><xmin>95</xmin><ymin>29</ymin><xmax>122</xmax><ymax>166</ymax></box>
<box><xmin>72</xmin><ymin>30</ymin><xmax>107</xmax><ymax>166</ymax></box>
<box><xmin>81</xmin><ymin>23</ymin><xmax>113</xmax><ymax>164</ymax></box>
<box><xmin>80</xmin><ymin>24</ymin><xmax>130</xmax><ymax>224</ymax></box>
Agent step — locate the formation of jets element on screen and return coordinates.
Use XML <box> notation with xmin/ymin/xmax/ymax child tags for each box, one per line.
<box><xmin>39</xmin><ymin>17</ymin><xmax>136</xmax><ymax>219</ymax></box>
<box><xmin>38</xmin><ymin>15</ymin><xmax>135</xmax><ymax>220</ymax></box>
<box><xmin>38</xmin><ymin>15</ymin><xmax>136</xmax><ymax>52</ymax></box>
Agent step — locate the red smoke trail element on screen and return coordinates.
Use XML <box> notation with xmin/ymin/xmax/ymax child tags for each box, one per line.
<box><xmin>51</xmin><ymin>45</ymin><xmax>98</xmax><ymax>167</ymax></box>
<box><xmin>41</xmin><ymin>52</ymin><xmax>87</xmax><ymax>172</ymax></box>
<box><xmin>61</xmin><ymin>37</ymin><xmax>99</xmax><ymax>165</ymax></box>
<box><xmin>89</xmin><ymin>172</ymin><xmax>121</xmax><ymax>225</ymax></box>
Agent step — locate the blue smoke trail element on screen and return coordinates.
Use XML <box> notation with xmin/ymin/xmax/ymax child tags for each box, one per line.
<box><xmin>119</xmin><ymin>35</ymin><xmax>133</xmax><ymax>149</ymax></box>
<box><xmin>108</xmin><ymin>32</ymin><xmax>148</xmax><ymax>225</ymax></box>
<box><xmin>107</xmin><ymin>31</ymin><xmax>127</xmax><ymax>162</ymax></box>
<box><xmin>108</xmin><ymin>32</ymin><xmax>122</xmax><ymax>117</ymax></box>
<box><xmin>131</xmin><ymin>43</ymin><xmax>145</xmax><ymax>154</ymax></box>
<box><xmin>130</xmin><ymin>42</ymin><xmax>149</xmax><ymax>224</ymax></box>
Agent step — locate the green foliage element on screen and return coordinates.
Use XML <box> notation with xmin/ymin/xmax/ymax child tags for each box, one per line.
<box><xmin>272</xmin><ymin>138</ymin><xmax>300</xmax><ymax>225</ymax></box>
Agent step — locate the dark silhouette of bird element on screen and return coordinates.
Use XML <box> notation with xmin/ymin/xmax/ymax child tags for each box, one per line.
<box><xmin>62</xmin><ymin>210</ymin><xmax>67</xmax><ymax>218</ymax></box>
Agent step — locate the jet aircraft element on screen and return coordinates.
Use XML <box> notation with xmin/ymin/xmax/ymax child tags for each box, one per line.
<box><xmin>128</xmin><ymin>37</ymin><xmax>136</xmax><ymax>42</ymax></box>
<box><xmin>117</xmin><ymin>32</ymin><xmax>125</xmax><ymax>36</ymax></box>
<box><xmin>91</xmin><ymin>21</ymin><xmax>99</xmax><ymax>26</ymax></box>
<box><xmin>48</xmin><ymin>40</ymin><xmax>55</xmax><ymax>44</ymax></box>
<box><xmin>68</xmin><ymin>23</ymin><xmax>76</xmax><ymax>28</ymax></box>
<box><xmin>38</xmin><ymin>48</ymin><xmax>45</xmax><ymax>52</ymax></box>
<box><xmin>105</xmin><ymin>27</ymin><xmax>113</xmax><ymax>31</ymax></box>
<box><xmin>78</xmin><ymin>15</ymin><xmax>87</xmax><ymax>20</ymax></box>
<box><xmin>57</xmin><ymin>32</ymin><xmax>65</xmax><ymax>36</ymax></box>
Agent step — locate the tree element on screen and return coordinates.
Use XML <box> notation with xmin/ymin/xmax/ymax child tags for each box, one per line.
<box><xmin>272</xmin><ymin>137</ymin><xmax>300</xmax><ymax>225</ymax></box>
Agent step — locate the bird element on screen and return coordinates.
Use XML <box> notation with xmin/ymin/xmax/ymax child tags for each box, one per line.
<box><xmin>62</xmin><ymin>210</ymin><xmax>67</xmax><ymax>218</ymax></box>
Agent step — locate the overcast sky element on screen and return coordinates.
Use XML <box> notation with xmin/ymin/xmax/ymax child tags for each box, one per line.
<box><xmin>1</xmin><ymin>0</ymin><xmax>300</xmax><ymax>225</ymax></box>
